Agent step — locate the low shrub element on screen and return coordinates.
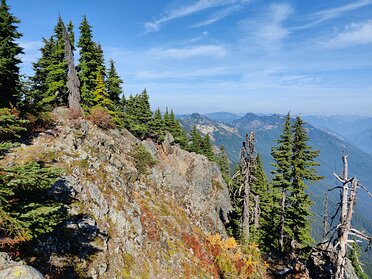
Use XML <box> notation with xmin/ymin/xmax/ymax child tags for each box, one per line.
<box><xmin>88</xmin><ymin>106</ymin><xmax>115</xmax><ymax>130</ymax></box>
<box><xmin>129</xmin><ymin>144</ymin><xmax>156</xmax><ymax>175</ymax></box>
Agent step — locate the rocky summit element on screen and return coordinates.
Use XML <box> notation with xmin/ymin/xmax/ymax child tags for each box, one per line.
<box><xmin>1</xmin><ymin>108</ymin><xmax>239</xmax><ymax>278</ymax></box>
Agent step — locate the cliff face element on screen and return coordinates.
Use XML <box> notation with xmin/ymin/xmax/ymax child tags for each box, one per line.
<box><xmin>4</xmin><ymin>108</ymin><xmax>232</xmax><ymax>278</ymax></box>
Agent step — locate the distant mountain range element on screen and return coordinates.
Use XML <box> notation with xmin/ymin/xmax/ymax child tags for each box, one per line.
<box><xmin>179</xmin><ymin>112</ymin><xmax>372</xmax><ymax>236</ymax></box>
<box><xmin>303</xmin><ymin>115</ymin><xmax>372</xmax><ymax>155</ymax></box>
<box><xmin>179</xmin><ymin>111</ymin><xmax>372</xmax><ymax>274</ymax></box>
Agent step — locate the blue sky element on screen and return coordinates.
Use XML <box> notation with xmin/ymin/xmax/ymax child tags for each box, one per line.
<box><xmin>10</xmin><ymin>0</ymin><xmax>372</xmax><ymax>115</ymax></box>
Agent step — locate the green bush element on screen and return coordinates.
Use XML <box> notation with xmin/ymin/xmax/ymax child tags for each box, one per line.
<box><xmin>129</xmin><ymin>144</ymin><xmax>156</xmax><ymax>175</ymax></box>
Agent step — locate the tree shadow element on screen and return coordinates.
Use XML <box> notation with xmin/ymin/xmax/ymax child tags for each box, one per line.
<box><xmin>20</xmin><ymin>178</ymin><xmax>105</xmax><ymax>279</ymax></box>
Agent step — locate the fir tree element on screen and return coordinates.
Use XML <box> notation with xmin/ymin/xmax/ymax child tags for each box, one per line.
<box><xmin>106</xmin><ymin>59</ymin><xmax>123</xmax><ymax>104</ymax></box>
<box><xmin>189</xmin><ymin>126</ymin><xmax>203</xmax><ymax>154</ymax></box>
<box><xmin>44</xmin><ymin>16</ymin><xmax>68</xmax><ymax>106</ymax></box>
<box><xmin>149</xmin><ymin>108</ymin><xmax>165</xmax><ymax>143</ymax></box>
<box><xmin>217</xmin><ymin>145</ymin><xmax>230</xmax><ymax>183</ymax></box>
<box><xmin>201</xmin><ymin>134</ymin><xmax>215</xmax><ymax>161</ymax></box>
<box><xmin>92</xmin><ymin>67</ymin><xmax>113</xmax><ymax>109</ymax></box>
<box><xmin>0</xmin><ymin>0</ymin><xmax>23</xmax><ymax>107</ymax></box>
<box><xmin>271</xmin><ymin>113</ymin><xmax>293</xmax><ymax>252</ymax></box>
<box><xmin>287</xmin><ymin>116</ymin><xmax>322</xmax><ymax>255</ymax></box>
<box><xmin>67</xmin><ymin>20</ymin><xmax>75</xmax><ymax>50</ymax></box>
<box><xmin>167</xmin><ymin>109</ymin><xmax>187</xmax><ymax>147</ymax></box>
<box><xmin>251</xmin><ymin>154</ymin><xmax>271</xmax><ymax>246</ymax></box>
<box><xmin>30</xmin><ymin>36</ymin><xmax>54</xmax><ymax>109</ymax></box>
<box><xmin>78</xmin><ymin>16</ymin><xmax>102</xmax><ymax>109</ymax></box>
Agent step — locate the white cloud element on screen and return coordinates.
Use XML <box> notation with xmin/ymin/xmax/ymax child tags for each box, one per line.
<box><xmin>152</xmin><ymin>45</ymin><xmax>227</xmax><ymax>58</ymax></box>
<box><xmin>191</xmin><ymin>3</ymin><xmax>246</xmax><ymax>28</ymax></box>
<box><xmin>19</xmin><ymin>40</ymin><xmax>43</xmax><ymax>62</ymax></box>
<box><xmin>135</xmin><ymin>67</ymin><xmax>227</xmax><ymax>80</ymax></box>
<box><xmin>144</xmin><ymin>0</ymin><xmax>250</xmax><ymax>32</ymax></box>
<box><xmin>241</xmin><ymin>3</ymin><xmax>293</xmax><ymax>47</ymax></box>
<box><xmin>323</xmin><ymin>20</ymin><xmax>372</xmax><ymax>48</ymax></box>
<box><xmin>295</xmin><ymin>0</ymin><xmax>372</xmax><ymax>30</ymax></box>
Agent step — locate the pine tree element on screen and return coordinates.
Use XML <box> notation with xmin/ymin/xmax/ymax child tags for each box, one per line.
<box><xmin>167</xmin><ymin>109</ymin><xmax>187</xmax><ymax>147</ymax></box>
<box><xmin>106</xmin><ymin>59</ymin><xmax>123</xmax><ymax>104</ymax></box>
<box><xmin>201</xmin><ymin>134</ymin><xmax>215</xmax><ymax>161</ymax></box>
<box><xmin>189</xmin><ymin>126</ymin><xmax>203</xmax><ymax>154</ymax></box>
<box><xmin>217</xmin><ymin>145</ymin><xmax>230</xmax><ymax>183</ymax></box>
<box><xmin>250</xmin><ymin>154</ymin><xmax>271</xmax><ymax>245</ymax></box>
<box><xmin>0</xmin><ymin>0</ymin><xmax>23</xmax><ymax>107</ymax></box>
<box><xmin>271</xmin><ymin>113</ymin><xmax>293</xmax><ymax>252</ymax></box>
<box><xmin>0</xmin><ymin>108</ymin><xmax>65</xmax><ymax>246</ymax></box>
<box><xmin>30</xmin><ymin>36</ymin><xmax>54</xmax><ymax>108</ymax></box>
<box><xmin>149</xmin><ymin>108</ymin><xmax>165</xmax><ymax>143</ymax></box>
<box><xmin>78</xmin><ymin>16</ymin><xmax>102</xmax><ymax>109</ymax></box>
<box><xmin>92</xmin><ymin>67</ymin><xmax>113</xmax><ymax>109</ymax></box>
<box><xmin>44</xmin><ymin>16</ymin><xmax>68</xmax><ymax>106</ymax></box>
<box><xmin>67</xmin><ymin>20</ymin><xmax>75</xmax><ymax>50</ymax></box>
<box><xmin>287</xmin><ymin>116</ymin><xmax>322</xmax><ymax>255</ymax></box>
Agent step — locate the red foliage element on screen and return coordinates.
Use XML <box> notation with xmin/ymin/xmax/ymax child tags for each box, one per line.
<box><xmin>88</xmin><ymin>107</ymin><xmax>115</xmax><ymax>130</ymax></box>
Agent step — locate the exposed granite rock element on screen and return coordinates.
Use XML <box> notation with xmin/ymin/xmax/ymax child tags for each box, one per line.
<box><xmin>6</xmin><ymin>108</ymin><xmax>232</xmax><ymax>278</ymax></box>
<box><xmin>0</xmin><ymin>253</ymin><xmax>43</xmax><ymax>279</ymax></box>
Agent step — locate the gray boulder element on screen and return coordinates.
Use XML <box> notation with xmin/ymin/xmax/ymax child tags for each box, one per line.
<box><xmin>0</xmin><ymin>253</ymin><xmax>43</xmax><ymax>279</ymax></box>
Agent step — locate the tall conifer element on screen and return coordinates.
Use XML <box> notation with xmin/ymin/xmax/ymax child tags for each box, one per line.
<box><xmin>106</xmin><ymin>59</ymin><xmax>123</xmax><ymax>104</ymax></box>
<box><xmin>288</xmin><ymin>116</ymin><xmax>322</xmax><ymax>254</ymax></box>
<box><xmin>0</xmin><ymin>0</ymin><xmax>23</xmax><ymax>107</ymax></box>
<box><xmin>271</xmin><ymin>113</ymin><xmax>293</xmax><ymax>252</ymax></box>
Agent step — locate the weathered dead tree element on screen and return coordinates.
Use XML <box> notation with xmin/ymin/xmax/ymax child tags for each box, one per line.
<box><xmin>241</xmin><ymin>132</ymin><xmax>256</xmax><ymax>242</ymax></box>
<box><xmin>324</xmin><ymin>154</ymin><xmax>372</xmax><ymax>279</ymax></box>
<box><xmin>61</xmin><ymin>20</ymin><xmax>82</xmax><ymax>114</ymax></box>
<box><xmin>322</xmin><ymin>192</ymin><xmax>329</xmax><ymax>242</ymax></box>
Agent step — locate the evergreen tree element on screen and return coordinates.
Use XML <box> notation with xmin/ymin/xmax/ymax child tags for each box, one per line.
<box><xmin>217</xmin><ymin>145</ymin><xmax>230</xmax><ymax>183</ymax></box>
<box><xmin>106</xmin><ymin>59</ymin><xmax>123</xmax><ymax>104</ymax></box>
<box><xmin>0</xmin><ymin>108</ymin><xmax>65</xmax><ymax>246</ymax></box>
<box><xmin>92</xmin><ymin>67</ymin><xmax>113</xmax><ymax>109</ymax></box>
<box><xmin>189</xmin><ymin>126</ymin><xmax>203</xmax><ymax>154</ymax></box>
<box><xmin>201</xmin><ymin>134</ymin><xmax>215</xmax><ymax>161</ymax></box>
<box><xmin>44</xmin><ymin>16</ymin><xmax>68</xmax><ymax>106</ymax></box>
<box><xmin>30</xmin><ymin>36</ymin><xmax>54</xmax><ymax>109</ymax></box>
<box><xmin>78</xmin><ymin>16</ymin><xmax>102</xmax><ymax>109</ymax></box>
<box><xmin>251</xmin><ymin>154</ymin><xmax>271</xmax><ymax>246</ymax></box>
<box><xmin>287</xmin><ymin>116</ymin><xmax>322</xmax><ymax>255</ymax></box>
<box><xmin>125</xmin><ymin>90</ymin><xmax>152</xmax><ymax>139</ymax></box>
<box><xmin>67</xmin><ymin>20</ymin><xmax>75</xmax><ymax>50</ymax></box>
<box><xmin>167</xmin><ymin>109</ymin><xmax>187</xmax><ymax>147</ymax></box>
<box><xmin>0</xmin><ymin>0</ymin><xmax>23</xmax><ymax>107</ymax></box>
<box><xmin>149</xmin><ymin>108</ymin><xmax>165</xmax><ymax>143</ymax></box>
<box><xmin>271</xmin><ymin>113</ymin><xmax>293</xmax><ymax>252</ymax></box>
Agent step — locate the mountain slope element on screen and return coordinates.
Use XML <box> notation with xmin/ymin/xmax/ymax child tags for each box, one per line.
<box><xmin>182</xmin><ymin>112</ymin><xmax>372</xmax><ymax>275</ymax></box>
<box><xmin>1</xmin><ymin>108</ymin><xmax>271</xmax><ymax>278</ymax></box>
<box><xmin>303</xmin><ymin>115</ymin><xmax>372</xmax><ymax>155</ymax></box>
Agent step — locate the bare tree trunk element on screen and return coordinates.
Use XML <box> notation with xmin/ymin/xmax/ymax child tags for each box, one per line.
<box><xmin>253</xmin><ymin>194</ymin><xmax>260</xmax><ymax>229</ymax></box>
<box><xmin>279</xmin><ymin>189</ymin><xmax>286</xmax><ymax>252</ymax></box>
<box><xmin>241</xmin><ymin>132</ymin><xmax>256</xmax><ymax>243</ymax></box>
<box><xmin>61</xmin><ymin>20</ymin><xmax>82</xmax><ymax>114</ymax></box>
<box><xmin>243</xmin><ymin>169</ymin><xmax>250</xmax><ymax>242</ymax></box>
<box><xmin>322</xmin><ymin>192</ymin><xmax>329</xmax><ymax>242</ymax></box>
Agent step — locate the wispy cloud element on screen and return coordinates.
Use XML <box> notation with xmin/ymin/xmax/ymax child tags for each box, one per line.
<box><xmin>295</xmin><ymin>0</ymin><xmax>372</xmax><ymax>30</ymax></box>
<box><xmin>19</xmin><ymin>40</ymin><xmax>43</xmax><ymax>62</ymax></box>
<box><xmin>151</xmin><ymin>45</ymin><xmax>227</xmax><ymax>58</ymax></box>
<box><xmin>191</xmin><ymin>3</ymin><xmax>247</xmax><ymax>28</ymax></box>
<box><xmin>240</xmin><ymin>3</ymin><xmax>293</xmax><ymax>47</ymax></box>
<box><xmin>322</xmin><ymin>20</ymin><xmax>372</xmax><ymax>48</ymax></box>
<box><xmin>135</xmin><ymin>67</ymin><xmax>227</xmax><ymax>80</ymax></box>
<box><xmin>144</xmin><ymin>0</ymin><xmax>250</xmax><ymax>32</ymax></box>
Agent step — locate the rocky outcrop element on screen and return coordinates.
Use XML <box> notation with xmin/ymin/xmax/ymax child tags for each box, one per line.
<box><xmin>0</xmin><ymin>253</ymin><xmax>43</xmax><ymax>279</ymax></box>
<box><xmin>308</xmin><ymin>243</ymin><xmax>358</xmax><ymax>279</ymax></box>
<box><xmin>4</xmin><ymin>108</ymin><xmax>232</xmax><ymax>278</ymax></box>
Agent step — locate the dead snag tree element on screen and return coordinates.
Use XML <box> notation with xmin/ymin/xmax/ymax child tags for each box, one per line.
<box><xmin>61</xmin><ymin>20</ymin><xmax>82</xmax><ymax>114</ymax></box>
<box><xmin>325</xmin><ymin>155</ymin><xmax>372</xmax><ymax>279</ymax></box>
<box><xmin>229</xmin><ymin>132</ymin><xmax>257</xmax><ymax>243</ymax></box>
